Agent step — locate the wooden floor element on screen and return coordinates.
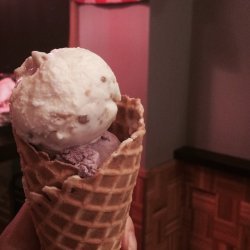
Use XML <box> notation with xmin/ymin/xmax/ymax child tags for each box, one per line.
<box><xmin>131</xmin><ymin>161</ymin><xmax>250</xmax><ymax>250</ymax></box>
<box><xmin>183</xmin><ymin>164</ymin><xmax>250</xmax><ymax>250</ymax></box>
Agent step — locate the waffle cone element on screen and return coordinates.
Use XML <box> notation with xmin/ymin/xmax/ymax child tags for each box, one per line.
<box><xmin>14</xmin><ymin>95</ymin><xmax>145</xmax><ymax>250</ymax></box>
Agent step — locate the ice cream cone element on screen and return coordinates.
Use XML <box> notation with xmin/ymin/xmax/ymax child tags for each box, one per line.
<box><xmin>13</xmin><ymin>95</ymin><xmax>145</xmax><ymax>250</ymax></box>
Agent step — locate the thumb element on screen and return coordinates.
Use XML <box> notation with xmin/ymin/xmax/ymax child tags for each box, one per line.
<box><xmin>121</xmin><ymin>216</ymin><xmax>137</xmax><ymax>250</ymax></box>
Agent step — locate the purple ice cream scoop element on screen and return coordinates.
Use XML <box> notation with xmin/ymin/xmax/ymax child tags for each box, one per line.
<box><xmin>55</xmin><ymin>131</ymin><xmax>120</xmax><ymax>178</ymax></box>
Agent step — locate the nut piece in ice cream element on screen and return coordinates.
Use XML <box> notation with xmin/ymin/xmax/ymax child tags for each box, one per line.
<box><xmin>10</xmin><ymin>48</ymin><xmax>121</xmax><ymax>152</ymax></box>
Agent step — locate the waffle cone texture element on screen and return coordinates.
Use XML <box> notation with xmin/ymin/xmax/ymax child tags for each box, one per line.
<box><xmin>13</xmin><ymin>95</ymin><xmax>145</xmax><ymax>250</ymax></box>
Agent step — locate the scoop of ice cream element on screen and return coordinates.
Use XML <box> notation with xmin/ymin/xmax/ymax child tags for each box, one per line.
<box><xmin>55</xmin><ymin>131</ymin><xmax>120</xmax><ymax>178</ymax></box>
<box><xmin>10</xmin><ymin>48</ymin><xmax>121</xmax><ymax>152</ymax></box>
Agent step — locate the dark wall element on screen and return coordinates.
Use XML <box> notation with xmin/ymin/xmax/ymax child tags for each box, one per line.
<box><xmin>187</xmin><ymin>0</ymin><xmax>250</xmax><ymax>160</ymax></box>
<box><xmin>0</xmin><ymin>0</ymin><xmax>69</xmax><ymax>73</ymax></box>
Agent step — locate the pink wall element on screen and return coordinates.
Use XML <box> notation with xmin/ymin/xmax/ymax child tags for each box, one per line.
<box><xmin>78</xmin><ymin>4</ymin><xmax>149</xmax><ymax>109</ymax></box>
<box><xmin>188</xmin><ymin>0</ymin><xmax>250</xmax><ymax>159</ymax></box>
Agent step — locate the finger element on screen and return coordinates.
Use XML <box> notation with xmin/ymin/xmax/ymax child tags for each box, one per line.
<box><xmin>0</xmin><ymin>202</ymin><xmax>40</xmax><ymax>250</ymax></box>
<box><xmin>121</xmin><ymin>216</ymin><xmax>137</xmax><ymax>250</ymax></box>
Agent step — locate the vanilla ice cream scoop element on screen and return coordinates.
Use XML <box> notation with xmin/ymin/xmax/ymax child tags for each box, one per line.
<box><xmin>10</xmin><ymin>48</ymin><xmax>121</xmax><ymax>152</ymax></box>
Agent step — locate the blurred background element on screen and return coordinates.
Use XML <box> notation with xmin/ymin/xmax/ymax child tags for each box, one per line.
<box><xmin>0</xmin><ymin>0</ymin><xmax>250</xmax><ymax>249</ymax></box>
